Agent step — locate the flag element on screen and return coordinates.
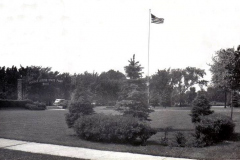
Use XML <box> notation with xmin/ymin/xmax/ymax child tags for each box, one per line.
<box><xmin>151</xmin><ymin>14</ymin><xmax>164</xmax><ymax>24</ymax></box>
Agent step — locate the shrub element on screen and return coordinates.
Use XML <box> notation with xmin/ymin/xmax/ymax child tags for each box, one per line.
<box><xmin>65</xmin><ymin>101</ymin><xmax>94</xmax><ymax>128</ymax></box>
<box><xmin>194</xmin><ymin>113</ymin><xmax>235</xmax><ymax>146</ymax></box>
<box><xmin>175</xmin><ymin>132</ymin><xmax>187</xmax><ymax>147</ymax></box>
<box><xmin>25</xmin><ymin>101</ymin><xmax>46</xmax><ymax>110</ymax></box>
<box><xmin>73</xmin><ymin>114</ymin><xmax>156</xmax><ymax>145</ymax></box>
<box><xmin>159</xmin><ymin>127</ymin><xmax>172</xmax><ymax>146</ymax></box>
<box><xmin>190</xmin><ymin>94</ymin><xmax>214</xmax><ymax>123</ymax></box>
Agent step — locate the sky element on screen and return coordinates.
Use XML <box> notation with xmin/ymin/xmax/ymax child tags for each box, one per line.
<box><xmin>1</xmin><ymin>0</ymin><xmax>240</xmax><ymax>81</ymax></box>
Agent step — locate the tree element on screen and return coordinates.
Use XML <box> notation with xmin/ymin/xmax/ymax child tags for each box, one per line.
<box><xmin>150</xmin><ymin>69</ymin><xmax>173</xmax><ymax>107</ymax></box>
<box><xmin>190</xmin><ymin>94</ymin><xmax>214</xmax><ymax>123</ymax></box>
<box><xmin>116</xmin><ymin>79</ymin><xmax>153</xmax><ymax>121</ymax></box>
<box><xmin>171</xmin><ymin>67</ymin><xmax>206</xmax><ymax>107</ymax></box>
<box><xmin>0</xmin><ymin>66</ymin><xmax>6</xmax><ymax>99</ymax></box>
<box><xmin>225</xmin><ymin>46</ymin><xmax>240</xmax><ymax>91</ymax></box>
<box><xmin>185</xmin><ymin>87</ymin><xmax>197</xmax><ymax>105</ymax></box>
<box><xmin>124</xmin><ymin>54</ymin><xmax>143</xmax><ymax>79</ymax></box>
<box><xmin>209</xmin><ymin>48</ymin><xmax>235</xmax><ymax>108</ymax></box>
<box><xmin>96</xmin><ymin>70</ymin><xmax>126</xmax><ymax>105</ymax></box>
<box><xmin>5</xmin><ymin>66</ymin><xmax>20</xmax><ymax>99</ymax></box>
<box><xmin>66</xmin><ymin>85</ymin><xmax>94</xmax><ymax>128</ymax></box>
<box><xmin>225</xmin><ymin>46</ymin><xmax>240</xmax><ymax>117</ymax></box>
<box><xmin>206</xmin><ymin>86</ymin><xmax>226</xmax><ymax>105</ymax></box>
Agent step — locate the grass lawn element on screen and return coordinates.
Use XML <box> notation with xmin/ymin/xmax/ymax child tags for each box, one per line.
<box><xmin>0</xmin><ymin>106</ymin><xmax>240</xmax><ymax>159</ymax></box>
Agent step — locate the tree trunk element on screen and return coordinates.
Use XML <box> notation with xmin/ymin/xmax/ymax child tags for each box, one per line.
<box><xmin>224</xmin><ymin>90</ymin><xmax>227</xmax><ymax>108</ymax></box>
<box><xmin>231</xmin><ymin>90</ymin><xmax>233</xmax><ymax>120</ymax></box>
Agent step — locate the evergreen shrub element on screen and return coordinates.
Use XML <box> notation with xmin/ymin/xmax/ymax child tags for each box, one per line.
<box><xmin>190</xmin><ymin>94</ymin><xmax>214</xmax><ymax>123</ymax></box>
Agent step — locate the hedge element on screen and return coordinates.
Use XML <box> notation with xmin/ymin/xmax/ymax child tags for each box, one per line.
<box><xmin>0</xmin><ymin>99</ymin><xmax>46</xmax><ymax>110</ymax></box>
<box><xmin>0</xmin><ymin>99</ymin><xmax>31</xmax><ymax>109</ymax></box>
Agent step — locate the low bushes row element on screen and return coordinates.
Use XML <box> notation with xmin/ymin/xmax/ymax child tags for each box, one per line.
<box><xmin>0</xmin><ymin>99</ymin><xmax>46</xmax><ymax>110</ymax></box>
<box><xmin>160</xmin><ymin>113</ymin><xmax>235</xmax><ymax>147</ymax></box>
<box><xmin>73</xmin><ymin>114</ymin><xmax>156</xmax><ymax>145</ymax></box>
<box><xmin>25</xmin><ymin>102</ymin><xmax>46</xmax><ymax>110</ymax></box>
<box><xmin>0</xmin><ymin>99</ymin><xmax>31</xmax><ymax>109</ymax></box>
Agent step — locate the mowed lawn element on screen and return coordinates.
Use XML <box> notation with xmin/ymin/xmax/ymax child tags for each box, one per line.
<box><xmin>0</xmin><ymin>106</ymin><xmax>240</xmax><ymax>159</ymax></box>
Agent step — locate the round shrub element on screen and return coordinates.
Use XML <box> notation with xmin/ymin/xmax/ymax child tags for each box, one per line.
<box><xmin>194</xmin><ymin>113</ymin><xmax>235</xmax><ymax>146</ymax></box>
<box><xmin>73</xmin><ymin>114</ymin><xmax>156</xmax><ymax>145</ymax></box>
<box><xmin>190</xmin><ymin>94</ymin><xmax>213</xmax><ymax>123</ymax></box>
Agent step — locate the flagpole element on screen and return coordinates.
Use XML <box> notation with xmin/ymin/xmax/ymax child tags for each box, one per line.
<box><xmin>147</xmin><ymin>9</ymin><xmax>151</xmax><ymax>107</ymax></box>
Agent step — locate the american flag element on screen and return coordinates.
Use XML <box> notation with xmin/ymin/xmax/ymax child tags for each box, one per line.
<box><xmin>151</xmin><ymin>14</ymin><xmax>164</xmax><ymax>24</ymax></box>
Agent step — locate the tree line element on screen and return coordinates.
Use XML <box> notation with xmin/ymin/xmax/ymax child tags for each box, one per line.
<box><xmin>1</xmin><ymin>50</ymin><xmax>238</xmax><ymax>107</ymax></box>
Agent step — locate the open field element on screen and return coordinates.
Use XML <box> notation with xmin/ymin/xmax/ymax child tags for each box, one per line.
<box><xmin>0</xmin><ymin>106</ymin><xmax>240</xmax><ymax>159</ymax></box>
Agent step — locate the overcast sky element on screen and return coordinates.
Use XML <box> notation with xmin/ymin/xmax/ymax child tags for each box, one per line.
<box><xmin>1</xmin><ymin>0</ymin><xmax>240</xmax><ymax>81</ymax></box>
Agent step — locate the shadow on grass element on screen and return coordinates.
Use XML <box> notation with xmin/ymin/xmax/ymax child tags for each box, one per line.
<box><xmin>155</xmin><ymin>127</ymin><xmax>194</xmax><ymax>132</ymax></box>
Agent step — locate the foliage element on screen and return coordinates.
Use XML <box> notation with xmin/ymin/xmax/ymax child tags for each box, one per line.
<box><xmin>65</xmin><ymin>86</ymin><xmax>94</xmax><ymax>128</ymax></box>
<box><xmin>190</xmin><ymin>94</ymin><xmax>214</xmax><ymax>123</ymax></box>
<box><xmin>25</xmin><ymin>102</ymin><xmax>46</xmax><ymax>110</ymax></box>
<box><xmin>65</xmin><ymin>101</ymin><xmax>94</xmax><ymax>128</ymax></box>
<box><xmin>159</xmin><ymin>127</ymin><xmax>171</xmax><ymax>146</ymax></box>
<box><xmin>171</xmin><ymin>67</ymin><xmax>206</xmax><ymax>107</ymax></box>
<box><xmin>185</xmin><ymin>87</ymin><xmax>197</xmax><ymax>105</ymax></box>
<box><xmin>95</xmin><ymin>70</ymin><xmax>125</xmax><ymax>105</ymax></box>
<box><xmin>1</xmin><ymin>66</ymin><xmax>20</xmax><ymax>99</ymax></box>
<box><xmin>225</xmin><ymin>46</ymin><xmax>240</xmax><ymax>91</ymax></box>
<box><xmin>0</xmin><ymin>99</ymin><xmax>46</xmax><ymax>110</ymax></box>
<box><xmin>209</xmin><ymin>47</ymin><xmax>238</xmax><ymax>107</ymax></box>
<box><xmin>210</xmin><ymin>48</ymin><xmax>235</xmax><ymax>89</ymax></box>
<box><xmin>25</xmin><ymin>66</ymin><xmax>72</xmax><ymax>104</ymax></box>
<box><xmin>150</xmin><ymin>67</ymin><xmax>206</xmax><ymax>107</ymax></box>
<box><xmin>124</xmin><ymin>54</ymin><xmax>143</xmax><ymax>79</ymax></box>
<box><xmin>150</xmin><ymin>69</ymin><xmax>173</xmax><ymax>107</ymax></box>
<box><xmin>206</xmin><ymin>86</ymin><xmax>227</xmax><ymax>103</ymax></box>
<box><xmin>0</xmin><ymin>99</ymin><xmax>31</xmax><ymax>109</ymax></box>
<box><xmin>73</xmin><ymin>114</ymin><xmax>156</xmax><ymax>145</ymax></box>
<box><xmin>174</xmin><ymin>132</ymin><xmax>187</xmax><ymax>147</ymax></box>
<box><xmin>0</xmin><ymin>65</ymin><xmax>73</xmax><ymax>104</ymax></box>
<box><xmin>116</xmin><ymin>79</ymin><xmax>153</xmax><ymax>121</ymax></box>
<box><xmin>194</xmin><ymin>113</ymin><xmax>235</xmax><ymax>146</ymax></box>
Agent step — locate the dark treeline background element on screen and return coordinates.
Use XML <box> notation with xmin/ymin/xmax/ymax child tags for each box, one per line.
<box><xmin>0</xmin><ymin>65</ymin><xmax>228</xmax><ymax>107</ymax></box>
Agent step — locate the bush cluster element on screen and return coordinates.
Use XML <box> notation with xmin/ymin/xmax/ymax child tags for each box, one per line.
<box><xmin>194</xmin><ymin>113</ymin><xmax>235</xmax><ymax>146</ymax></box>
<box><xmin>73</xmin><ymin>114</ymin><xmax>156</xmax><ymax>145</ymax></box>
